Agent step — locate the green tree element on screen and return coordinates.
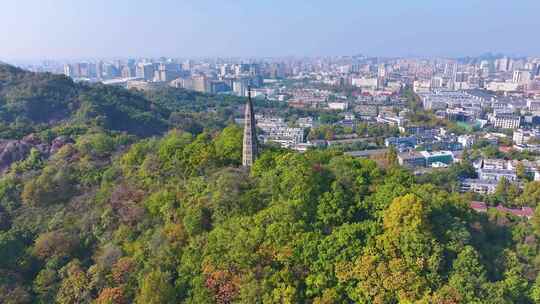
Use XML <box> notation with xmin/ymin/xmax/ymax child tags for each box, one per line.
<box><xmin>135</xmin><ymin>270</ymin><xmax>176</xmax><ymax>304</ymax></box>
<box><xmin>337</xmin><ymin>194</ymin><xmax>441</xmax><ymax>303</ymax></box>
<box><xmin>516</xmin><ymin>161</ymin><xmax>530</xmax><ymax>181</ymax></box>
<box><xmin>494</xmin><ymin>177</ymin><xmax>520</xmax><ymax>204</ymax></box>
<box><xmin>33</xmin><ymin>268</ymin><xmax>60</xmax><ymax>303</ymax></box>
<box><xmin>385</xmin><ymin>145</ymin><xmax>398</xmax><ymax>168</ymax></box>
<box><xmin>517</xmin><ymin>181</ymin><xmax>540</xmax><ymax>207</ymax></box>
<box><xmin>448</xmin><ymin>246</ymin><xmax>487</xmax><ymax>302</ymax></box>
<box><xmin>213</xmin><ymin>124</ymin><xmax>243</xmax><ymax>166</ymax></box>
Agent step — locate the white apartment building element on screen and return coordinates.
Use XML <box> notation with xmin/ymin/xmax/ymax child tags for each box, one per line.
<box><xmin>513</xmin><ymin>129</ymin><xmax>540</xmax><ymax>145</ymax></box>
<box><xmin>327</xmin><ymin>102</ymin><xmax>348</xmax><ymax>111</ymax></box>
<box><xmin>458</xmin><ymin>134</ymin><xmax>475</xmax><ymax>149</ymax></box>
<box><xmin>352</xmin><ymin>77</ymin><xmax>378</xmax><ymax>89</ymax></box>
<box><xmin>489</xmin><ymin>113</ymin><xmax>521</xmax><ymax>129</ymax></box>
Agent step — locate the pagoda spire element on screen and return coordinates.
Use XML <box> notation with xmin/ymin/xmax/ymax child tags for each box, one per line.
<box><xmin>242</xmin><ymin>87</ymin><xmax>257</xmax><ymax>167</ymax></box>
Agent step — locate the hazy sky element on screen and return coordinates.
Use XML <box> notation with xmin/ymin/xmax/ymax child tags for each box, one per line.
<box><xmin>1</xmin><ymin>0</ymin><xmax>539</xmax><ymax>61</ymax></box>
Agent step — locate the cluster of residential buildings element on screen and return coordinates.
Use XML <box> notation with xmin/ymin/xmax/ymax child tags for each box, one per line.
<box><xmin>233</xmin><ymin>114</ymin><xmax>311</xmax><ymax>151</ymax></box>
<box><xmin>412</xmin><ymin>56</ymin><xmax>540</xmax><ymax>97</ymax></box>
<box><xmin>461</xmin><ymin>158</ymin><xmax>540</xmax><ymax>194</ymax></box>
<box><xmin>386</xmin><ymin>126</ymin><xmax>475</xmax><ymax>153</ymax></box>
<box><xmin>255</xmin><ymin>116</ymin><xmax>305</xmax><ymax>149</ymax></box>
<box><xmin>418</xmin><ymin>90</ymin><xmax>540</xmax><ymax>131</ymax></box>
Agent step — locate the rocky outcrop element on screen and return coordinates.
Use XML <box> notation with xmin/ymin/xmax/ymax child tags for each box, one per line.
<box><xmin>50</xmin><ymin>136</ymin><xmax>73</xmax><ymax>155</ymax></box>
<box><xmin>0</xmin><ymin>140</ymin><xmax>32</xmax><ymax>172</ymax></box>
<box><xmin>0</xmin><ymin>135</ymin><xmax>74</xmax><ymax>173</ymax></box>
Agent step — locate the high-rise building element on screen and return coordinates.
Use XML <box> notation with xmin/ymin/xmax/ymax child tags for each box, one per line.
<box><xmin>513</xmin><ymin>70</ymin><xmax>532</xmax><ymax>84</ymax></box>
<box><xmin>136</xmin><ymin>63</ymin><xmax>155</xmax><ymax>81</ymax></box>
<box><xmin>192</xmin><ymin>75</ymin><xmax>208</xmax><ymax>92</ymax></box>
<box><xmin>431</xmin><ymin>76</ymin><xmax>444</xmax><ymax>89</ymax></box>
<box><xmin>154</xmin><ymin>63</ymin><xmax>181</xmax><ymax>82</ymax></box>
<box><xmin>496</xmin><ymin>57</ymin><xmax>510</xmax><ymax>72</ymax></box>
<box><xmin>96</xmin><ymin>61</ymin><xmax>104</xmax><ymax>79</ymax></box>
<box><xmin>104</xmin><ymin>63</ymin><xmax>120</xmax><ymax>78</ymax></box>
<box><xmin>63</xmin><ymin>64</ymin><xmax>73</xmax><ymax>77</ymax></box>
<box><xmin>269</xmin><ymin>63</ymin><xmax>284</xmax><ymax>79</ymax></box>
<box><xmin>209</xmin><ymin>80</ymin><xmax>229</xmax><ymax>94</ymax></box>
<box><xmin>377</xmin><ymin>64</ymin><xmax>386</xmax><ymax>78</ymax></box>
<box><xmin>79</xmin><ymin>63</ymin><xmax>90</xmax><ymax>78</ymax></box>
<box><xmin>121</xmin><ymin>65</ymin><xmax>134</xmax><ymax>78</ymax></box>
<box><xmin>242</xmin><ymin>88</ymin><xmax>258</xmax><ymax>167</ymax></box>
<box><xmin>233</xmin><ymin>78</ymin><xmax>250</xmax><ymax>96</ymax></box>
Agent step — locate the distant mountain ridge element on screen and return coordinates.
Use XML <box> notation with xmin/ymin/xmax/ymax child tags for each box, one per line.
<box><xmin>0</xmin><ymin>64</ymin><xmax>168</xmax><ymax>138</ymax></box>
<box><xmin>0</xmin><ymin>64</ymin><xmax>250</xmax><ymax>171</ymax></box>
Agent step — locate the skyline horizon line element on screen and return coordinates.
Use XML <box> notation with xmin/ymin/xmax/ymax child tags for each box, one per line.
<box><xmin>3</xmin><ymin>51</ymin><xmax>539</xmax><ymax>65</ymax></box>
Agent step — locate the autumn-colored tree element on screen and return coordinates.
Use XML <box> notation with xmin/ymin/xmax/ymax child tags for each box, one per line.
<box><xmin>337</xmin><ymin>194</ymin><xmax>441</xmax><ymax>303</ymax></box>
<box><xmin>33</xmin><ymin>230</ymin><xmax>77</xmax><ymax>260</ymax></box>
<box><xmin>203</xmin><ymin>264</ymin><xmax>241</xmax><ymax>304</ymax></box>
<box><xmin>56</xmin><ymin>260</ymin><xmax>91</xmax><ymax>304</ymax></box>
<box><xmin>111</xmin><ymin>257</ymin><xmax>136</xmax><ymax>286</ymax></box>
<box><xmin>95</xmin><ymin>287</ymin><xmax>126</xmax><ymax>304</ymax></box>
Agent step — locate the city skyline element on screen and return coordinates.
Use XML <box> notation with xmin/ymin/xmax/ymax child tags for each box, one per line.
<box><xmin>2</xmin><ymin>0</ymin><xmax>540</xmax><ymax>62</ymax></box>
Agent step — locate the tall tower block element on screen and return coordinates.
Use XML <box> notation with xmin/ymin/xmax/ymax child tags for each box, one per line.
<box><xmin>242</xmin><ymin>88</ymin><xmax>258</xmax><ymax>167</ymax></box>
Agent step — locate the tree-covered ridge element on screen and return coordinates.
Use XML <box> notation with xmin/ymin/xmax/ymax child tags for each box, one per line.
<box><xmin>0</xmin><ymin>64</ymin><xmax>246</xmax><ymax>140</ymax></box>
<box><xmin>0</xmin><ymin>122</ymin><xmax>539</xmax><ymax>303</ymax></box>
<box><xmin>0</xmin><ymin>65</ymin><xmax>78</xmax><ymax>124</ymax></box>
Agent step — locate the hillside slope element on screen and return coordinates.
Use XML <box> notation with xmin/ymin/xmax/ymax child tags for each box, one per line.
<box><xmin>0</xmin><ymin>66</ymin><xmax>539</xmax><ymax>304</ymax></box>
<box><xmin>0</xmin><ymin>64</ymin><xmax>169</xmax><ymax>138</ymax></box>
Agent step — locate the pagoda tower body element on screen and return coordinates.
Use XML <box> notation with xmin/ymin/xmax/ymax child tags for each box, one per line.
<box><xmin>242</xmin><ymin>88</ymin><xmax>258</xmax><ymax>167</ymax></box>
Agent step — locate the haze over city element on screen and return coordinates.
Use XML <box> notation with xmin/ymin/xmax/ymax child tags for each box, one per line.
<box><xmin>2</xmin><ymin>0</ymin><xmax>540</xmax><ymax>62</ymax></box>
<box><xmin>5</xmin><ymin>2</ymin><xmax>540</xmax><ymax>303</ymax></box>
<box><xmin>0</xmin><ymin>0</ymin><xmax>540</xmax><ymax>304</ymax></box>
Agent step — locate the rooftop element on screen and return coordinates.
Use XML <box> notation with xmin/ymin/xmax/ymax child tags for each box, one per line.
<box><xmin>470</xmin><ymin>201</ymin><xmax>534</xmax><ymax>218</ymax></box>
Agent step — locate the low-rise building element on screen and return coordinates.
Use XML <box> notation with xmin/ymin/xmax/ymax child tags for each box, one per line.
<box><xmin>469</xmin><ymin>201</ymin><xmax>534</xmax><ymax>219</ymax></box>
<box><xmin>490</xmin><ymin>113</ymin><xmax>521</xmax><ymax>129</ymax></box>
<box><xmin>328</xmin><ymin>102</ymin><xmax>348</xmax><ymax>111</ymax></box>
<box><xmin>478</xmin><ymin>168</ymin><xmax>518</xmax><ymax>182</ymax></box>
<box><xmin>420</xmin><ymin>151</ymin><xmax>454</xmax><ymax>167</ymax></box>
<box><xmin>458</xmin><ymin>134</ymin><xmax>475</xmax><ymax>148</ymax></box>
<box><xmin>376</xmin><ymin>114</ymin><xmax>407</xmax><ymax>127</ymax></box>
<box><xmin>354</xmin><ymin>105</ymin><xmax>378</xmax><ymax>117</ymax></box>
<box><xmin>470</xmin><ymin>201</ymin><xmax>488</xmax><ymax>212</ymax></box>
<box><xmin>398</xmin><ymin>151</ymin><xmax>426</xmax><ymax>167</ymax></box>
<box><xmin>513</xmin><ymin>128</ymin><xmax>540</xmax><ymax>145</ymax></box>
<box><xmin>461</xmin><ymin>179</ymin><xmax>498</xmax><ymax>194</ymax></box>
<box><xmin>261</xmin><ymin>127</ymin><xmax>305</xmax><ymax>148</ymax></box>
<box><xmin>297</xmin><ymin>117</ymin><xmax>317</xmax><ymax>128</ymax></box>
<box><xmin>514</xmin><ymin>144</ymin><xmax>540</xmax><ymax>153</ymax></box>
<box><xmin>481</xmin><ymin>159</ymin><xmax>509</xmax><ymax>170</ymax></box>
<box><xmin>385</xmin><ymin>136</ymin><xmax>417</xmax><ymax>149</ymax></box>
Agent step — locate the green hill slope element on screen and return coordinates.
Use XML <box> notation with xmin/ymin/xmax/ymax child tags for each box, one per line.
<box><xmin>0</xmin><ymin>65</ymin><xmax>539</xmax><ymax>304</ymax></box>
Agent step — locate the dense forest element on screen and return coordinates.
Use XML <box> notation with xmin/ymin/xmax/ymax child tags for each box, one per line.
<box><xmin>2</xmin><ymin>64</ymin><xmax>540</xmax><ymax>303</ymax></box>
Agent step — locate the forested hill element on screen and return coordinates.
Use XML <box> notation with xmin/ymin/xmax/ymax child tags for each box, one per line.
<box><xmin>1</xmin><ymin>66</ymin><xmax>540</xmax><ymax>303</ymax></box>
<box><xmin>0</xmin><ymin>64</ymin><xmax>170</xmax><ymax>138</ymax></box>
<box><xmin>0</xmin><ymin>64</ymin><xmax>249</xmax><ymax>140</ymax></box>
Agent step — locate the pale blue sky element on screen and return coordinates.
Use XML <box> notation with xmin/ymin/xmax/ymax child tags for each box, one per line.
<box><xmin>1</xmin><ymin>0</ymin><xmax>539</xmax><ymax>60</ymax></box>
